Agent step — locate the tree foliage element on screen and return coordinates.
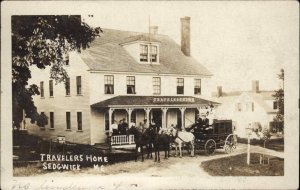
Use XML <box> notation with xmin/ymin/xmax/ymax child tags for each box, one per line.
<box><xmin>12</xmin><ymin>15</ymin><xmax>101</xmax><ymax>129</ymax></box>
<box><xmin>272</xmin><ymin>69</ymin><xmax>284</xmax><ymax>123</ymax></box>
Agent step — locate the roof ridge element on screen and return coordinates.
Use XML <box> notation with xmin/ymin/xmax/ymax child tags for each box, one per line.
<box><xmin>102</xmin><ymin>28</ymin><xmax>169</xmax><ymax>37</ymax></box>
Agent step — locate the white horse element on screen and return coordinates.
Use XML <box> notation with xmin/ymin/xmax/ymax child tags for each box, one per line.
<box><xmin>169</xmin><ymin>126</ymin><xmax>195</xmax><ymax>157</ymax></box>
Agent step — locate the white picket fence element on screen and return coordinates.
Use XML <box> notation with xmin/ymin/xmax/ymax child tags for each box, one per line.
<box><xmin>111</xmin><ymin>135</ymin><xmax>135</xmax><ymax>145</ymax></box>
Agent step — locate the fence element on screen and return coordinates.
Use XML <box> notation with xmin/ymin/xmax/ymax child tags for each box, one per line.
<box><xmin>111</xmin><ymin>135</ymin><xmax>135</xmax><ymax>146</ymax></box>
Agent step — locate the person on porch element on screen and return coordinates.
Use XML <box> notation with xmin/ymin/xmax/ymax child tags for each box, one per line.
<box><xmin>118</xmin><ymin>118</ymin><xmax>128</xmax><ymax>135</ymax></box>
<box><xmin>111</xmin><ymin>120</ymin><xmax>118</xmax><ymax>135</ymax></box>
<box><xmin>129</xmin><ymin>119</ymin><xmax>135</xmax><ymax>129</ymax></box>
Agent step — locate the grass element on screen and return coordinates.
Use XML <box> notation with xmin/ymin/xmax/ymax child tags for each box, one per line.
<box><xmin>201</xmin><ymin>153</ymin><xmax>284</xmax><ymax>176</ymax></box>
<box><xmin>13</xmin><ymin>162</ymin><xmax>48</xmax><ymax>176</ymax></box>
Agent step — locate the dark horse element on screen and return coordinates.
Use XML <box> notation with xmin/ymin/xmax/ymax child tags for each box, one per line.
<box><xmin>148</xmin><ymin>125</ymin><xmax>171</xmax><ymax>162</ymax></box>
<box><xmin>127</xmin><ymin>126</ymin><xmax>152</xmax><ymax>162</ymax></box>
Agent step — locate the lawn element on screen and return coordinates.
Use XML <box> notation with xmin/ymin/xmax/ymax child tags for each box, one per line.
<box><xmin>201</xmin><ymin>153</ymin><xmax>284</xmax><ymax>176</ymax></box>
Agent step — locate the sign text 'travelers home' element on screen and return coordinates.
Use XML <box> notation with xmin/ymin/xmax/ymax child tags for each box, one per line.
<box><xmin>152</xmin><ymin>97</ymin><xmax>195</xmax><ymax>103</ymax></box>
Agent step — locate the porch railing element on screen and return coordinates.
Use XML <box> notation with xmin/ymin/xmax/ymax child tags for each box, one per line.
<box><xmin>111</xmin><ymin>135</ymin><xmax>135</xmax><ymax>145</ymax></box>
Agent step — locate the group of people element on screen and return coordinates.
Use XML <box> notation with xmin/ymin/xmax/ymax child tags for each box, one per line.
<box><xmin>187</xmin><ymin>112</ymin><xmax>212</xmax><ymax>133</ymax></box>
<box><xmin>111</xmin><ymin>111</ymin><xmax>214</xmax><ymax>136</ymax></box>
<box><xmin>111</xmin><ymin>118</ymin><xmax>133</xmax><ymax>135</ymax></box>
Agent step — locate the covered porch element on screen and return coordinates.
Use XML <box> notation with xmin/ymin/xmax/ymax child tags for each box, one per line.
<box><xmin>91</xmin><ymin>96</ymin><xmax>220</xmax><ymax>147</ymax></box>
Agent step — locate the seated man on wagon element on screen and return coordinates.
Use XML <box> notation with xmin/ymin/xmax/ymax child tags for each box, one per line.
<box><xmin>189</xmin><ymin>113</ymin><xmax>209</xmax><ymax>132</ymax></box>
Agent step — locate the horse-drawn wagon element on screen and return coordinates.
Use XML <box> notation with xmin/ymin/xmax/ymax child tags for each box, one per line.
<box><xmin>191</xmin><ymin>119</ymin><xmax>238</xmax><ymax>155</ymax></box>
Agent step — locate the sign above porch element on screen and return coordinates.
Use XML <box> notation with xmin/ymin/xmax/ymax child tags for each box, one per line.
<box><xmin>91</xmin><ymin>96</ymin><xmax>220</xmax><ymax>108</ymax></box>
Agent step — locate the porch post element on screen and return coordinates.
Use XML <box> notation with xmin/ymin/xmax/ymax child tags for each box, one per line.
<box><xmin>126</xmin><ymin>108</ymin><xmax>133</xmax><ymax>124</ymax></box>
<box><xmin>161</xmin><ymin>107</ymin><xmax>168</xmax><ymax>128</ymax></box>
<box><xmin>197</xmin><ymin>107</ymin><xmax>201</xmax><ymax>122</ymax></box>
<box><xmin>144</xmin><ymin>108</ymin><xmax>151</xmax><ymax>127</ymax></box>
<box><xmin>197</xmin><ymin>107</ymin><xmax>201</xmax><ymax>115</ymax></box>
<box><xmin>109</xmin><ymin>108</ymin><xmax>115</xmax><ymax>133</ymax></box>
<box><xmin>180</xmin><ymin>107</ymin><xmax>186</xmax><ymax>130</ymax></box>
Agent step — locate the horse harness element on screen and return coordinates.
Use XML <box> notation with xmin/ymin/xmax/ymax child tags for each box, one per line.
<box><xmin>172</xmin><ymin>128</ymin><xmax>190</xmax><ymax>143</ymax></box>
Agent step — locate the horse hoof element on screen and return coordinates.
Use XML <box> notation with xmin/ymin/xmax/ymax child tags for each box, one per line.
<box><xmin>179</xmin><ymin>156</ymin><xmax>182</xmax><ymax>158</ymax></box>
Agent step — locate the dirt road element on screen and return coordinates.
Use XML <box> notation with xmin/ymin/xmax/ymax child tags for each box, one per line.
<box><xmin>39</xmin><ymin>143</ymin><xmax>283</xmax><ymax>177</ymax></box>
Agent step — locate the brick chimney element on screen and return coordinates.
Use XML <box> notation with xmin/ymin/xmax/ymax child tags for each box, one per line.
<box><xmin>217</xmin><ymin>86</ymin><xmax>223</xmax><ymax>97</ymax></box>
<box><xmin>252</xmin><ymin>80</ymin><xmax>259</xmax><ymax>93</ymax></box>
<box><xmin>150</xmin><ymin>26</ymin><xmax>158</xmax><ymax>35</ymax></box>
<box><xmin>181</xmin><ymin>16</ymin><xmax>191</xmax><ymax>56</ymax></box>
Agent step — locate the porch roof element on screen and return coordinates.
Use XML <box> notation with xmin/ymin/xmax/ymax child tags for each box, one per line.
<box><xmin>91</xmin><ymin>96</ymin><xmax>220</xmax><ymax>108</ymax></box>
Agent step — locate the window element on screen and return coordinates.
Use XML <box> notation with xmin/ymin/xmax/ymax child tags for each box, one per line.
<box><xmin>177</xmin><ymin>78</ymin><xmax>184</xmax><ymax>94</ymax></box>
<box><xmin>50</xmin><ymin>112</ymin><xmax>54</xmax><ymax>129</ymax></box>
<box><xmin>194</xmin><ymin>79</ymin><xmax>201</xmax><ymax>95</ymax></box>
<box><xmin>273</xmin><ymin>101</ymin><xmax>278</xmax><ymax>110</ymax></box>
<box><xmin>49</xmin><ymin>80</ymin><xmax>53</xmax><ymax>97</ymax></box>
<box><xmin>65</xmin><ymin>54</ymin><xmax>69</xmax><ymax>66</ymax></box>
<box><xmin>126</xmin><ymin>76</ymin><xmax>135</xmax><ymax>94</ymax></box>
<box><xmin>76</xmin><ymin>76</ymin><xmax>82</xmax><ymax>95</ymax></box>
<box><xmin>66</xmin><ymin>112</ymin><xmax>71</xmax><ymax>130</ymax></box>
<box><xmin>65</xmin><ymin>78</ymin><xmax>70</xmax><ymax>96</ymax></box>
<box><xmin>140</xmin><ymin>45</ymin><xmax>148</xmax><ymax>62</ymax></box>
<box><xmin>236</xmin><ymin>103</ymin><xmax>242</xmax><ymax>112</ymax></box>
<box><xmin>37</xmin><ymin>112</ymin><xmax>47</xmax><ymax>128</ymax></box>
<box><xmin>150</xmin><ymin>45</ymin><xmax>157</xmax><ymax>62</ymax></box>
<box><xmin>252</xmin><ymin>102</ymin><xmax>255</xmax><ymax>112</ymax></box>
<box><xmin>77</xmin><ymin>112</ymin><xmax>82</xmax><ymax>131</ymax></box>
<box><xmin>246</xmin><ymin>102</ymin><xmax>250</xmax><ymax>111</ymax></box>
<box><xmin>152</xmin><ymin>77</ymin><xmax>161</xmax><ymax>94</ymax></box>
<box><xmin>104</xmin><ymin>75</ymin><xmax>114</xmax><ymax>94</ymax></box>
<box><xmin>40</xmin><ymin>81</ymin><xmax>44</xmax><ymax>98</ymax></box>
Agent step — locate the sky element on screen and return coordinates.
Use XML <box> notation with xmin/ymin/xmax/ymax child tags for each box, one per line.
<box><xmin>8</xmin><ymin>1</ymin><xmax>297</xmax><ymax>93</ymax></box>
<box><xmin>78</xmin><ymin>1</ymin><xmax>297</xmax><ymax>93</ymax></box>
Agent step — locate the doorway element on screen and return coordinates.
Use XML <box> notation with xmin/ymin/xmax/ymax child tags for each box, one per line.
<box><xmin>151</xmin><ymin>109</ymin><xmax>162</xmax><ymax>127</ymax></box>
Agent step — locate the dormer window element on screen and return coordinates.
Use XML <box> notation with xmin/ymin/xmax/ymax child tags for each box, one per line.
<box><xmin>121</xmin><ymin>37</ymin><xmax>159</xmax><ymax>64</ymax></box>
<box><xmin>140</xmin><ymin>45</ymin><xmax>148</xmax><ymax>62</ymax></box>
<box><xmin>138</xmin><ymin>44</ymin><xmax>159</xmax><ymax>63</ymax></box>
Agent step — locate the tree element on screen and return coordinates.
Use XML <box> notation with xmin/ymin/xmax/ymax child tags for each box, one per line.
<box><xmin>272</xmin><ymin>69</ymin><xmax>284</xmax><ymax>132</ymax></box>
<box><xmin>12</xmin><ymin>15</ymin><xmax>101</xmax><ymax>129</ymax></box>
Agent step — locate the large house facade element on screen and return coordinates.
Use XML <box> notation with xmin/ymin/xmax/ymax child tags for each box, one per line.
<box><xmin>212</xmin><ymin>81</ymin><xmax>280</xmax><ymax>138</ymax></box>
<box><xmin>26</xmin><ymin>17</ymin><xmax>219</xmax><ymax>145</ymax></box>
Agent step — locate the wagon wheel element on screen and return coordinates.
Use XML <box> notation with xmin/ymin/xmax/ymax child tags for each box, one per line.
<box><xmin>205</xmin><ymin>139</ymin><xmax>216</xmax><ymax>155</ymax></box>
<box><xmin>224</xmin><ymin>134</ymin><xmax>238</xmax><ymax>154</ymax></box>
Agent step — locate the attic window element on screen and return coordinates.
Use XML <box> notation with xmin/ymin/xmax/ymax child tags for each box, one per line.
<box><xmin>140</xmin><ymin>45</ymin><xmax>148</xmax><ymax>62</ymax></box>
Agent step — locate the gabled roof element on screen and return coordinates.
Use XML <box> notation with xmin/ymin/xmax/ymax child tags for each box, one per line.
<box><xmin>91</xmin><ymin>95</ymin><xmax>220</xmax><ymax>108</ymax></box>
<box><xmin>119</xmin><ymin>34</ymin><xmax>160</xmax><ymax>44</ymax></box>
<box><xmin>80</xmin><ymin>29</ymin><xmax>212</xmax><ymax>76</ymax></box>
